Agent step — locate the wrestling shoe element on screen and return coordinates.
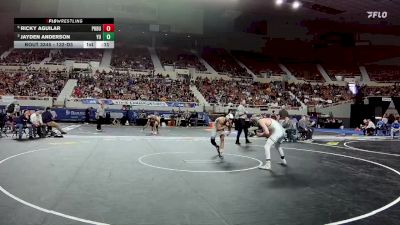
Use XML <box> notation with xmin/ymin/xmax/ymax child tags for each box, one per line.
<box><xmin>258</xmin><ymin>161</ymin><xmax>271</xmax><ymax>170</ymax></box>
<box><xmin>218</xmin><ymin>153</ymin><xmax>224</xmax><ymax>161</ymax></box>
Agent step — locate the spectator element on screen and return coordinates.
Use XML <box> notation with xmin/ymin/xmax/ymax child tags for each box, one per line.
<box><xmin>391</xmin><ymin>120</ymin><xmax>400</xmax><ymax>139</ymax></box>
<box><xmin>30</xmin><ymin>110</ymin><xmax>45</xmax><ymax>138</ymax></box>
<box><xmin>361</xmin><ymin>119</ymin><xmax>375</xmax><ymax>136</ymax></box>
<box><xmin>176</xmin><ymin>110</ymin><xmax>183</xmax><ymax>127</ymax></box>
<box><xmin>16</xmin><ymin>110</ymin><xmax>33</xmax><ymax>140</ymax></box>
<box><xmin>298</xmin><ymin>115</ymin><xmax>314</xmax><ymax>140</ymax></box>
<box><xmin>278</xmin><ymin>105</ymin><xmax>289</xmax><ymax>121</ymax></box>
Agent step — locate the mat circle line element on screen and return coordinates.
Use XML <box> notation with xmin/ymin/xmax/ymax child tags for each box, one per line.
<box><xmin>138</xmin><ymin>152</ymin><xmax>263</xmax><ymax>173</ymax></box>
<box><xmin>0</xmin><ymin>146</ymin><xmax>398</xmax><ymax>225</ymax></box>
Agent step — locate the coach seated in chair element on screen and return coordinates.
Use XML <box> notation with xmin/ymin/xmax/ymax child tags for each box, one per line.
<box><xmin>298</xmin><ymin>115</ymin><xmax>314</xmax><ymax>141</ymax></box>
<box><xmin>360</xmin><ymin>119</ymin><xmax>375</xmax><ymax>136</ymax></box>
<box><xmin>376</xmin><ymin>119</ymin><xmax>388</xmax><ymax>136</ymax></box>
<box><xmin>16</xmin><ymin>110</ymin><xmax>33</xmax><ymax>140</ymax></box>
<box><xmin>282</xmin><ymin>116</ymin><xmax>297</xmax><ymax>142</ymax></box>
<box><xmin>0</xmin><ymin>111</ymin><xmax>7</xmax><ymax>137</ymax></box>
<box><xmin>42</xmin><ymin>107</ymin><xmax>67</xmax><ymax>135</ymax></box>
<box><xmin>30</xmin><ymin>110</ymin><xmax>46</xmax><ymax>138</ymax></box>
<box><xmin>391</xmin><ymin>120</ymin><xmax>400</xmax><ymax>139</ymax></box>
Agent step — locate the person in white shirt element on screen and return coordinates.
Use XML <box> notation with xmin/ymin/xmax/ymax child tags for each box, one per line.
<box><xmin>254</xmin><ymin>117</ymin><xmax>287</xmax><ymax>170</ymax></box>
<box><xmin>361</xmin><ymin>119</ymin><xmax>375</xmax><ymax>136</ymax></box>
<box><xmin>30</xmin><ymin>110</ymin><xmax>45</xmax><ymax>138</ymax></box>
<box><xmin>96</xmin><ymin>103</ymin><xmax>106</xmax><ymax>131</ymax></box>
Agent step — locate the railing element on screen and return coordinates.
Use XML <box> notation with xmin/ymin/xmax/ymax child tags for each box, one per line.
<box><xmin>309</xmin><ymin>100</ymin><xmax>354</xmax><ymax>109</ymax></box>
<box><xmin>112</xmin><ymin>67</ymin><xmax>153</xmax><ymax>73</ymax></box>
<box><xmin>0</xmin><ymin>95</ymin><xmax>53</xmax><ymax>101</ymax></box>
<box><xmin>67</xmin><ymin>97</ymin><xmax>198</xmax><ymax>107</ymax></box>
<box><xmin>209</xmin><ymin>103</ymin><xmax>301</xmax><ymax>110</ymax></box>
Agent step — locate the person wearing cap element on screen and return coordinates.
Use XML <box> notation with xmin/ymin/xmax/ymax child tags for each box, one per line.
<box><xmin>210</xmin><ymin>113</ymin><xmax>234</xmax><ymax>159</ymax></box>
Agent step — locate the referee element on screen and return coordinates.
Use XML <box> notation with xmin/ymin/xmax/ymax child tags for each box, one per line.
<box><xmin>235</xmin><ymin>100</ymin><xmax>251</xmax><ymax>145</ymax></box>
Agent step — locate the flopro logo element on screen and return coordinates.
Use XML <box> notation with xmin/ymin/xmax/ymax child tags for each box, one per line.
<box><xmin>367</xmin><ymin>11</ymin><xmax>388</xmax><ymax>19</ymax></box>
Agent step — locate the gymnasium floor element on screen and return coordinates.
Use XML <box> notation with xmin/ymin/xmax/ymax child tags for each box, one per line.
<box><xmin>0</xmin><ymin>124</ymin><xmax>399</xmax><ymax>225</ymax></box>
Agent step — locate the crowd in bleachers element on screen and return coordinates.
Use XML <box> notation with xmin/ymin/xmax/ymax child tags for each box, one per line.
<box><xmin>0</xmin><ymin>69</ymin><xmax>69</xmax><ymax>97</ymax></box>
<box><xmin>195</xmin><ymin>77</ymin><xmax>300</xmax><ymax>107</ymax></box>
<box><xmin>158</xmin><ymin>48</ymin><xmax>206</xmax><ymax>72</ymax></box>
<box><xmin>289</xmin><ymin>83</ymin><xmax>353</xmax><ymax>106</ymax></box>
<box><xmin>202</xmin><ymin>48</ymin><xmax>252</xmax><ymax>78</ymax></box>
<box><xmin>0</xmin><ymin>50</ymin><xmax>49</xmax><ymax>65</ymax></box>
<box><xmin>72</xmin><ymin>72</ymin><xmax>196</xmax><ymax>102</ymax></box>
<box><xmin>366</xmin><ymin>65</ymin><xmax>400</xmax><ymax>82</ymax></box>
<box><xmin>285</xmin><ymin>63</ymin><xmax>324</xmax><ymax>81</ymax></box>
<box><xmin>232</xmin><ymin>51</ymin><xmax>283</xmax><ymax>77</ymax></box>
<box><xmin>324</xmin><ymin>64</ymin><xmax>361</xmax><ymax>81</ymax></box>
<box><xmin>111</xmin><ymin>47</ymin><xmax>154</xmax><ymax>70</ymax></box>
<box><xmin>50</xmin><ymin>50</ymin><xmax>103</xmax><ymax>63</ymax></box>
<box><xmin>0</xmin><ymin>36</ymin><xmax>12</xmax><ymax>56</ymax></box>
<box><xmin>360</xmin><ymin>84</ymin><xmax>400</xmax><ymax>97</ymax></box>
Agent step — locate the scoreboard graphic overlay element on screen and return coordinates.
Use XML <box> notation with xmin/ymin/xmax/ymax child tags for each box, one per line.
<box><xmin>14</xmin><ymin>18</ymin><xmax>114</xmax><ymax>49</ymax></box>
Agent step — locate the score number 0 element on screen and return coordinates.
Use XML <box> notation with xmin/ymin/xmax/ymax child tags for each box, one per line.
<box><xmin>96</xmin><ymin>34</ymin><xmax>112</xmax><ymax>40</ymax></box>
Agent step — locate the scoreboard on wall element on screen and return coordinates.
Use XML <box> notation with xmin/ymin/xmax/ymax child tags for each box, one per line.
<box><xmin>14</xmin><ymin>18</ymin><xmax>115</xmax><ymax>49</ymax></box>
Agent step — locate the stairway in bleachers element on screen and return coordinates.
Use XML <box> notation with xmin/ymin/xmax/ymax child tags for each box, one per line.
<box><xmin>55</xmin><ymin>79</ymin><xmax>78</xmax><ymax>107</ymax></box>
<box><xmin>278</xmin><ymin>64</ymin><xmax>297</xmax><ymax>81</ymax></box>
<box><xmin>359</xmin><ymin>66</ymin><xmax>371</xmax><ymax>82</ymax></box>
<box><xmin>0</xmin><ymin>48</ymin><xmax>13</xmax><ymax>59</ymax></box>
<box><xmin>316</xmin><ymin>64</ymin><xmax>332</xmax><ymax>82</ymax></box>
<box><xmin>148</xmin><ymin>47</ymin><xmax>164</xmax><ymax>72</ymax></box>
<box><xmin>190</xmin><ymin>50</ymin><xmax>218</xmax><ymax>75</ymax></box>
<box><xmin>190</xmin><ymin>85</ymin><xmax>210</xmax><ymax>107</ymax></box>
<box><xmin>230</xmin><ymin>54</ymin><xmax>257</xmax><ymax>79</ymax></box>
<box><xmin>100</xmin><ymin>49</ymin><xmax>112</xmax><ymax>67</ymax></box>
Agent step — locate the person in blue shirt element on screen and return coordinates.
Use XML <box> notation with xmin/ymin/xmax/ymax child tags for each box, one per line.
<box><xmin>15</xmin><ymin>110</ymin><xmax>33</xmax><ymax>140</ymax></box>
<box><xmin>391</xmin><ymin>120</ymin><xmax>400</xmax><ymax>139</ymax></box>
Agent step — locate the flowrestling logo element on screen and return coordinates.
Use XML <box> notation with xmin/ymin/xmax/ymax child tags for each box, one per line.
<box><xmin>367</xmin><ymin>11</ymin><xmax>388</xmax><ymax>19</ymax></box>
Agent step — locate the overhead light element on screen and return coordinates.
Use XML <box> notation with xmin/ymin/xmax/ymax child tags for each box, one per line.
<box><xmin>292</xmin><ymin>0</ymin><xmax>301</xmax><ymax>9</ymax></box>
<box><xmin>275</xmin><ymin>0</ymin><xmax>284</xmax><ymax>6</ymax></box>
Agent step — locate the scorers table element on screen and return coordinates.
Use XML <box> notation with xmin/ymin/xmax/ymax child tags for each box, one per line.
<box><xmin>14</xmin><ymin>18</ymin><xmax>115</xmax><ymax>49</ymax></box>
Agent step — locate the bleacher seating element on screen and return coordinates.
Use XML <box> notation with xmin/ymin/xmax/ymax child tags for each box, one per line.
<box><xmin>285</xmin><ymin>63</ymin><xmax>324</xmax><ymax>81</ymax></box>
<box><xmin>365</xmin><ymin>65</ymin><xmax>400</xmax><ymax>82</ymax></box>
<box><xmin>72</xmin><ymin>72</ymin><xmax>196</xmax><ymax>102</ymax></box>
<box><xmin>0</xmin><ymin>69</ymin><xmax>69</xmax><ymax>97</ymax></box>
<box><xmin>289</xmin><ymin>83</ymin><xmax>353</xmax><ymax>106</ymax></box>
<box><xmin>202</xmin><ymin>48</ymin><xmax>252</xmax><ymax>78</ymax></box>
<box><xmin>0</xmin><ymin>36</ymin><xmax>12</xmax><ymax>55</ymax></box>
<box><xmin>0</xmin><ymin>49</ymin><xmax>49</xmax><ymax>65</ymax></box>
<box><xmin>195</xmin><ymin>77</ymin><xmax>300</xmax><ymax>107</ymax></box>
<box><xmin>111</xmin><ymin>47</ymin><xmax>154</xmax><ymax>70</ymax></box>
<box><xmin>324</xmin><ymin>64</ymin><xmax>361</xmax><ymax>81</ymax></box>
<box><xmin>157</xmin><ymin>48</ymin><xmax>206</xmax><ymax>72</ymax></box>
<box><xmin>50</xmin><ymin>49</ymin><xmax>103</xmax><ymax>63</ymax></box>
<box><xmin>232</xmin><ymin>50</ymin><xmax>283</xmax><ymax>77</ymax></box>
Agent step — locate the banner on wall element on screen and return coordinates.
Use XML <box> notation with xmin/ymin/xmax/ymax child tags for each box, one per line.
<box><xmin>175</xmin><ymin>68</ymin><xmax>190</xmax><ymax>75</ymax></box>
<box><xmin>0</xmin><ymin>95</ymin><xmax>15</xmax><ymax>103</ymax></box>
<box><xmin>80</xmin><ymin>99</ymin><xmax>198</xmax><ymax>108</ymax></box>
<box><xmin>111</xmin><ymin>100</ymin><xmax>169</xmax><ymax>106</ymax></box>
<box><xmin>382</xmin><ymin>97</ymin><xmax>392</xmax><ymax>102</ymax></box>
